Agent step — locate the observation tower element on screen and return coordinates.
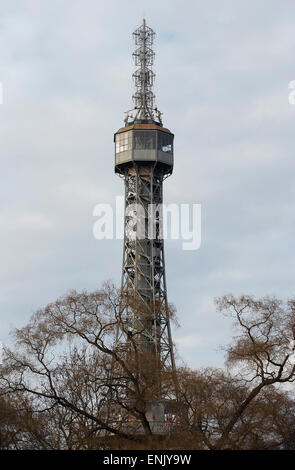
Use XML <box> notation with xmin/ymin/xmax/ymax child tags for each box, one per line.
<box><xmin>114</xmin><ymin>20</ymin><xmax>177</xmax><ymax>428</ymax></box>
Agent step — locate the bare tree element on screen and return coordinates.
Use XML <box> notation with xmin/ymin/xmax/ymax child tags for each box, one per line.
<box><xmin>212</xmin><ymin>294</ymin><xmax>295</xmax><ymax>448</ymax></box>
<box><xmin>0</xmin><ymin>283</ymin><xmax>177</xmax><ymax>449</ymax></box>
<box><xmin>1</xmin><ymin>290</ymin><xmax>295</xmax><ymax>449</ymax></box>
<box><xmin>176</xmin><ymin>367</ymin><xmax>295</xmax><ymax>449</ymax></box>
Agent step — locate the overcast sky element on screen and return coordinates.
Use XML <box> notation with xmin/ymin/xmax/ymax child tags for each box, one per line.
<box><xmin>1</xmin><ymin>0</ymin><xmax>295</xmax><ymax>369</ymax></box>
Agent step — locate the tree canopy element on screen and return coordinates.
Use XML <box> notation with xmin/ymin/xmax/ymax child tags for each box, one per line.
<box><xmin>1</xmin><ymin>284</ymin><xmax>295</xmax><ymax>449</ymax></box>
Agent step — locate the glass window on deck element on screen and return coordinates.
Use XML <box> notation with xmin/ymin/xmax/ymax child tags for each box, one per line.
<box><xmin>158</xmin><ymin>132</ymin><xmax>173</xmax><ymax>153</ymax></box>
<box><xmin>134</xmin><ymin>131</ymin><xmax>156</xmax><ymax>149</ymax></box>
<box><xmin>115</xmin><ymin>131</ymin><xmax>132</xmax><ymax>153</ymax></box>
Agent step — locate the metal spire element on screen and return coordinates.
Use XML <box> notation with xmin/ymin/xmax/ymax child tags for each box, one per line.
<box><xmin>124</xmin><ymin>19</ymin><xmax>162</xmax><ymax>125</ymax></box>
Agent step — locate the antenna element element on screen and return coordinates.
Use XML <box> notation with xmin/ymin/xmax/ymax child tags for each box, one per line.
<box><xmin>125</xmin><ymin>19</ymin><xmax>162</xmax><ymax>124</ymax></box>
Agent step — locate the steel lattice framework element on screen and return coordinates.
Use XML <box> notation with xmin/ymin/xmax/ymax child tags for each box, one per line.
<box><xmin>119</xmin><ymin>164</ymin><xmax>175</xmax><ymax>371</ymax></box>
<box><xmin>132</xmin><ymin>19</ymin><xmax>157</xmax><ymax>122</ymax></box>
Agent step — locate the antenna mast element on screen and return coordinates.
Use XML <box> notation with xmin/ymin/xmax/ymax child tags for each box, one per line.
<box><xmin>129</xmin><ymin>19</ymin><xmax>162</xmax><ymax>124</ymax></box>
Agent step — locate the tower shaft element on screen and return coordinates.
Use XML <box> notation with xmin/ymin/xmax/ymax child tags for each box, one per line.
<box><xmin>121</xmin><ymin>162</ymin><xmax>175</xmax><ymax>370</ymax></box>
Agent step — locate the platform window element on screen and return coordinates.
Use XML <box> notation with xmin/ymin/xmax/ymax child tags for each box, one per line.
<box><xmin>158</xmin><ymin>132</ymin><xmax>173</xmax><ymax>153</ymax></box>
<box><xmin>115</xmin><ymin>131</ymin><xmax>132</xmax><ymax>153</ymax></box>
<box><xmin>134</xmin><ymin>131</ymin><xmax>156</xmax><ymax>150</ymax></box>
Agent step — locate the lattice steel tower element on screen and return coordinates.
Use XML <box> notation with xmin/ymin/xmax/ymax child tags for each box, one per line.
<box><xmin>114</xmin><ymin>19</ymin><xmax>176</xmax><ymax>376</ymax></box>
